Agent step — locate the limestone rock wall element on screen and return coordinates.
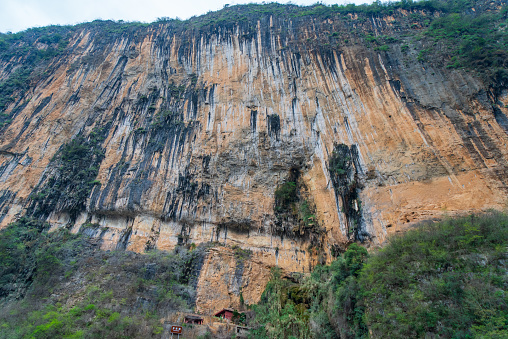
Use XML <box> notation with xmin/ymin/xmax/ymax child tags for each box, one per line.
<box><xmin>1</xmin><ymin>8</ymin><xmax>508</xmax><ymax>312</ymax></box>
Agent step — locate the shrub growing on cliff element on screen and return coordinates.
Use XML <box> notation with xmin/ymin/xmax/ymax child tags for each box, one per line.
<box><xmin>274</xmin><ymin>181</ymin><xmax>298</xmax><ymax>212</ymax></box>
<box><xmin>0</xmin><ymin>217</ymin><xmax>50</xmax><ymax>299</ymax></box>
<box><xmin>28</xmin><ymin>127</ymin><xmax>107</xmax><ymax>220</ymax></box>
<box><xmin>328</xmin><ymin>144</ymin><xmax>365</xmax><ymax>241</ymax></box>
<box><xmin>420</xmin><ymin>7</ymin><xmax>508</xmax><ymax>86</ymax></box>
<box><xmin>273</xmin><ymin>175</ymin><xmax>324</xmax><ymax>245</ymax></box>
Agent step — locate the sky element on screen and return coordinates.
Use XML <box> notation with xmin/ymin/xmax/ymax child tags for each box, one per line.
<box><xmin>0</xmin><ymin>0</ymin><xmax>374</xmax><ymax>33</ymax></box>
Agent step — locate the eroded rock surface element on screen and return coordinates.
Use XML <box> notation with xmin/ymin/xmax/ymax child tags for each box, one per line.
<box><xmin>1</xmin><ymin>5</ymin><xmax>508</xmax><ymax>312</ymax></box>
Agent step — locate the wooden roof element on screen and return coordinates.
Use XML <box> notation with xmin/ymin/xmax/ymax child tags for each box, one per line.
<box><xmin>214</xmin><ymin>308</ymin><xmax>234</xmax><ymax>316</ymax></box>
<box><xmin>185</xmin><ymin>314</ymin><xmax>203</xmax><ymax>320</ymax></box>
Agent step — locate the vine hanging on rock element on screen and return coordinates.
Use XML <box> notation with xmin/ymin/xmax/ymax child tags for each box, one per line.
<box><xmin>272</xmin><ymin>167</ymin><xmax>324</xmax><ymax>250</ymax></box>
<box><xmin>328</xmin><ymin>143</ymin><xmax>369</xmax><ymax>241</ymax></box>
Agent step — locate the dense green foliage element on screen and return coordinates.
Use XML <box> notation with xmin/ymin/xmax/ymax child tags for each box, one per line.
<box><xmin>0</xmin><ymin>217</ymin><xmax>50</xmax><ymax>298</ymax></box>
<box><xmin>251</xmin><ymin>243</ymin><xmax>369</xmax><ymax>339</ymax></box>
<box><xmin>362</xmin><ymin>212</ymin><xmax>508</xmax><ymax>338</ymax></box>
<box><xmin>252</xmin><ymin>212</ymin><xmax>508</xmax><ymax>338</ymax></box>
<box><xmin>274</xmin><ymin>181</ymin><xmax>298</xmax><ymax>213</ymax></box>
<box><xmin>0</xmin><ymin>218</ymin><xmax>205</xmax><ymax>339</ymax></box>
<box><xmin>250</xmin><ymin>268</ymin><xmax>312</xmax><ymax>338</ymax></box>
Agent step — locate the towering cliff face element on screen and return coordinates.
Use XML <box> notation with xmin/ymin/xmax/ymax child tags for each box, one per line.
<box><xmin>1</xmin><ymin>1</ymin><xmax>507</xmax><ymax>312</ymax></box>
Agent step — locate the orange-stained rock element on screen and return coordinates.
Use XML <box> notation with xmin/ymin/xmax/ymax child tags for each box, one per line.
<box><xmin>1</xmin><ymin>12</ymin><xmax>508</xmax><ymax>309</ymax></box>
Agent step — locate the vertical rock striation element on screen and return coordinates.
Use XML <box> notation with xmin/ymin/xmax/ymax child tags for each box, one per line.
<box><xmin>0</xmin><ymin>2</ymin><xmax>508</xmax><ymax>311</ymax></box>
